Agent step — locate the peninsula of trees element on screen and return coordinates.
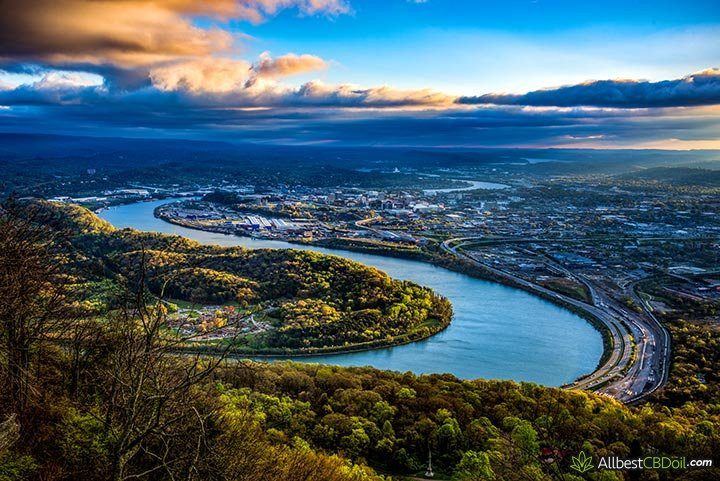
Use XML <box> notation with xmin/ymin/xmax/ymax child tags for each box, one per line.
<box><xmin>33</xmin><ymin>200</ymin><xmax>453</xmax><ymax>354</ymax></box>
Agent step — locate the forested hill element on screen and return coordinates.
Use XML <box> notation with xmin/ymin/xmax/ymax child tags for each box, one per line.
<box><xmin>34</xmin><ymin>200</ymin><xmax>452</xmax><ymax>353</ymax></box>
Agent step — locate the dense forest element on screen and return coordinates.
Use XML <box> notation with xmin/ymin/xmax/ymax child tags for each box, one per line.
<box><xmin>32</xmin><ymin>200</ymin><xmax>451</xmax><ymax>353</ymax></box>
<box><xmin>1</xmin><ymin>199</ymin><xmax>719</xmax><ymax>481</ymax></box>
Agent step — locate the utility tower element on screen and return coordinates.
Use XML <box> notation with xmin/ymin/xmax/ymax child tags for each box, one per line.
<box><xmin>425</xmin><ymin>448</ymin><xmax>434</xmax><ymax>478</ymax></box>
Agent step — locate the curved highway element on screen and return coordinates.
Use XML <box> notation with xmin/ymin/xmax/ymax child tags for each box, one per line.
<box><xmin>441</xmin><ymin>237</ymin><xmax>670</xmax><ymax>403</ymax></box>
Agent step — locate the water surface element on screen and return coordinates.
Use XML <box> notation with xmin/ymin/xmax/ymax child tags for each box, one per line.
<box><xmin>423</xmin><ymin>179</ymin><xmax>509</xmax><ymax>194</ymax></box>
<box><xmin>99</xmin><ymin>199</ymin><xmax>602</xmax><ymax>386</ymax></box>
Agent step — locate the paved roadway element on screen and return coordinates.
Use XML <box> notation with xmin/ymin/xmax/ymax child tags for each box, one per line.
<box><xmin>525</xmin><ymin>249</ymin><xmax>669</xmax><ymax>401</ymax></box>
<box><xmin>440</xmin><ymin>237</ymin><xmax>670</xmax><ymax>404</ymax></box>
<box><xmin>623</xmin><ymin>279</ymin><xmax>672</xmax><ymax>403</ymax></box>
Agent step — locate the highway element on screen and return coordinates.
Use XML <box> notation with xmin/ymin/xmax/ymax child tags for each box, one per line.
<box><xmin>441</xmin><ymin>237</ymin><xmax>670</xmax><ymax>404</ymax></box>
<box><xmin>623</xmin><ymin>279</ymin><xmax>672</xmax><ymax>403</ymax></box>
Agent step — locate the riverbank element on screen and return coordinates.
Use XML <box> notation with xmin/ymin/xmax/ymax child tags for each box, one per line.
<box><xmin>99</xmin><ymin>199</ymin><xmax>603</xmax><ymax>386</ymax></box>
<box><xmin>157</xmin><ymin>211</ymin><xmax>613</xmax><ymax>375</ymax></box>
<box><xmin>310</xmin><ymin>237</ymin><xmax>615</xmax><ymax>373</ymax></box>
<box><xmin>175</xmin><ymin>316</ymin><xmax>451</xmax><ymax>358</ymax></box>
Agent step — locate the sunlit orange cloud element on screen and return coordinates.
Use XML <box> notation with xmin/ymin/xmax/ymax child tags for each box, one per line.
<box><xmin>284</xmin><ymin>81</ymin><xmax>458</xmax><ymax>108</ymax></box>
<box><xmin>657</xmin><ymin>104</ymin><xmax>720</xmax><ymax>116</ymax></box>
<box><xmin>253</xmin><ymin>52</ymin><xmax>328</xmax><ymax>79</ymax></box>
<box><xmin>1</xmin><ymin>1</ymin><xmax>229</xmax><ymax>68</ymax></box>
<box><xmin>150</xmin><ymin>58</ymin><xmax>253</xmax><ymax>93</ymax></box>
<box><xmin>149</xmin><ymin>53</ymin><xmax>329</xmax><ymax>94</ymax></box>
<box><xmin>147</xmin><ymin>60</ymin><xmax>458</xmax><ymax>108</ymax></box>
<box><xmin>0</xmin><ymin>0</ymin><xmax>349</xmax><ymax>69</ymax></box>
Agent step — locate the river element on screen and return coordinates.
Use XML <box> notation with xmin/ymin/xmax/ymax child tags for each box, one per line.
<box><xmin>99</xmin><ymin>199</ymin><xmax>602</xmax><ymax>386</ymax></box>
<box><xmin>423</xmin><ymin>179</ymin><xmax>509</xmax><ymax>195</ymax></box>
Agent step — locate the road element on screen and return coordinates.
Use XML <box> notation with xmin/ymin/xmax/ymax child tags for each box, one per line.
<box><xmin>441</xmin><ymin>237</ymin><xmax>670</xmax><ymax>404</ymax></box>
<box><xmin>623</xmin><ymin>279</ymin><xmax>672</xmax><ymax>403</ymax></box>
<box><xmin>527</xmin><ymin>249</ymin><xmax>669</xmax><ymax>402</ymax></box>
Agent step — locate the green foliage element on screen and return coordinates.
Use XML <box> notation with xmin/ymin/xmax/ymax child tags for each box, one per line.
<box><xmin>454</xmin><ymin>450</ymin><xmax>494</xmax><ymax>480</ymax></box>
<box><xmin>37</xmin><ymin>200</ymin><xmax>453</xmax><ymax>352</ymax></box>
<box><xmin>58</xmin><ymin>410</ymin><xmax>110</xmax><ymax>477</ymax></box>
<box><xmin>212</xmin><ymin>362</ymin><xmax>720</xmax><ymax>480</ymax></box>
<box><xmin>654</xmin><ymin>319</ymin><xmax>720</xmax><ymax>406</ymax></box>
<box><xmin>5</xmin><ymin>199</ymin><xmax>720</xmax><ymax>481</ymax></box>
<box><xmin>0</xmin><ymin>454</ymin><xmax>37</xmax><ymax>481</ymax></box>
<box><xmin>14</xmin><ymin>351</ymin><xmax>720</xmax><ymax>480</ymax></box>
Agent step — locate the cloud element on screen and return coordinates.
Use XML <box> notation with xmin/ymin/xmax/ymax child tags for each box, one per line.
<box><xmin>0</xmin><ymin>70</ymin><xmax>456</xmax><ymax>111</ymax></box>
<box><xmin>6</xmin><ymin>66</ymin><xmax>720</xmax><ymax>114</ymax></box>
<box><xmin>1</xmin><ymin>63</ymin><xmax>719</xmax><ymax>150</ymax></box>
<box><xmin>0</xmin><ymin>1</ymin><xmax>231</xmax><ymax>69</ymax></box>
<box><xmin>290</xmin><ymin>81</ymin><xmax>455</xmax><ymax>107</ymax></box>
<box><xmin>459</xmin><ymin>69</ymin><xmax>720</xmax><ymax>108</ymax></box>
<box><xmin>146</xmin><ymin>53</ymin><xmax>324</xmax><ymax>96</ymax></box>
<box><xmin>139</xmin><ymin>0</ymin><xmax>351</xmax><ymax>21</ymax></box>
<box><xmin>150</xmin><ymin>58</ymin><xmax>253</xmax><ymax>94</ymax></box>
<box><xmin>0</xmin><ymin>0</ymin><xmax>350</xmax><ymax>75</ymax></box>
<box><xmin>252</xmin><ymin>52</ymin><xmax>328</xmax><ymax>79</ymax></box>
<box><xmin>3</xmin><ymin>94</ymin><xmax>718</xmax><ymax>150</ymax></box>
<box><xmin>0</xmin><ymin>72</ymin><xmax>109</xmax><ymax>106</ymax></box>
<box><xmin>181</xmin><ymin>77</ymin><xmax>455</xmax><ymax>108</ymax></box>
<box><xmin>33</xmin><ymin>71</ymin><xmax>103</xmax><ymax>90</ymax></box>
<box><xmin>143</xmin><ymin>52</ymin><xmax>452</xmax><ymax>107</ymax></box>
<box><xmin>230</xmin><ymin>80</ymin><xmax>456</xmax><ymax>108</ymax></box>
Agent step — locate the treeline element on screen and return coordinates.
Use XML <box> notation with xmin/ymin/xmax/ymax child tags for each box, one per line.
<box><xmin>29</xmin><ymin>200</ymin><xmax>453</xmax><ymax>353</ymax></box>
<box><xmin>654</xmin><ymin>320</ymin><xmax>720</xmax><ymax>406</ymax></box>
<box><xmin>635</xmin><ymin>277</ymin><xmax>720</xmax><ymax>407</ymax></box>
<box><xmin>212</xmin><ymin>361</ymin><xmax>720</xmax><ymax>480</ymax></box>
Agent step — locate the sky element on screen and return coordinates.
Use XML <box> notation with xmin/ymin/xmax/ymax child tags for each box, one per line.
<box><xmin>0</xmin><ymin>0</ymin><xmax>719</xmax><ymax>149</ymax></box>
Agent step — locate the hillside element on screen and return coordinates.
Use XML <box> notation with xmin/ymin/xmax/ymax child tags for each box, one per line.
<box><xmin>36</xmin><ymin>200</ymin><xmax>452</xmax><ymax>354</ymax></box>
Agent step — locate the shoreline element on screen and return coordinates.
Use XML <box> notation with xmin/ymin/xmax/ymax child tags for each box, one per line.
<box><xmin>174</xmin><ymin>317</ymin><xmax>452</xmax><ymax>359</ymax></box>
<box><xmin>155</xmin><ymin>207</ymin><xmax>613</xmax><ymax>378</ymax></box>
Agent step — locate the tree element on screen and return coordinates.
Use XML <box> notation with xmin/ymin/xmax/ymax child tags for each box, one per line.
<box><xmin>454</xmin><ymin>450</ymin><xmax>495</xmax><ymax>481</ymax></box>
<box><xmin>0</xmin><ymin>414</ymin><xmax>19</xmax><ymax>454</ymax></box>
<box><xmin>488</xmin><ymin>419</ymin><xmax>544</xmax><ymax>481</ymax></box>
<box><xmin>98</xmin><ymin>252</ymin><xmax>231</xmax><ymax>481</ymax></box>
<box><xmin>0</xmin><ymin>199</ymin><xmax>72</xmax><ymax>424</ymax></box>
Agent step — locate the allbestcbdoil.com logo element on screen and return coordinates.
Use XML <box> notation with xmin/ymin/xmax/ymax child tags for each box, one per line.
<box><xmin>570</xmin><ymin>451</ymin><xmax>713</xmax><ymax>473</ymax></box>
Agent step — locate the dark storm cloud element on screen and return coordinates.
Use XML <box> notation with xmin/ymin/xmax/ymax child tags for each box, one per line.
<box><xmin>1</xmin><ymin>67</ymin><xmax>719</xmax><ymax>149</ymax></box>
<box><xmin>459</xmin><ymin>69</ymin><xmax>720</xmax><ymax>108</ymax></box>
<box><xmin>2</xmin><ymin>90</ymin><xmax>718</xmax><ymax>149</ymax></box>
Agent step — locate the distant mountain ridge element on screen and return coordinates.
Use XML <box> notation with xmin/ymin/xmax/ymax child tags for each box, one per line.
<box><xmin>619</xmin><ymin>167</ymin><xmax>720</xmax><ymax>187</ymax></box>
<box><xmin>1</xmin><ymin>132</ymin><xmax>719</xmax><ymax>196</ymax></box>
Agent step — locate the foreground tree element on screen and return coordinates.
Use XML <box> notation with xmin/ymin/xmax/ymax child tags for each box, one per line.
<box><xmin>0</xmin><ymin>199</ymin><xmax>71</xmax><ymax>425</ymax></box>
<box><xmin>100</xmin><ymin>257</ymin><xmax>230</xmax><ymax>481</ymax></box>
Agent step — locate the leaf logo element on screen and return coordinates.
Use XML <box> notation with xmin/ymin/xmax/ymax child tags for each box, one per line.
<box><xmin>569</xmin><ymin>451</ymin><xmax>594</xmax><ymax>473</ymax></box>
